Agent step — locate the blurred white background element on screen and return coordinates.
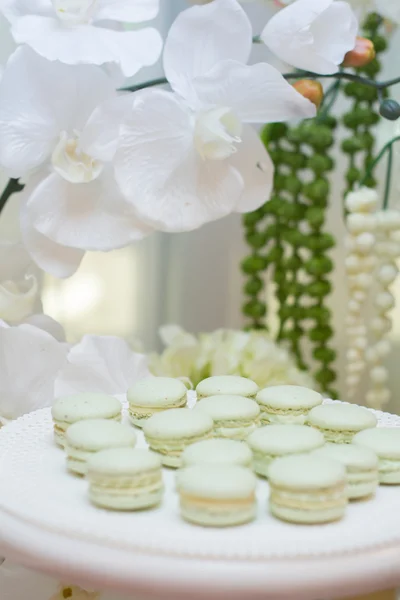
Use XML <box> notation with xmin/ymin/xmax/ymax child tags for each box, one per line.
<box><xmin>0</xmin><ymin>2</ymin><xmax>400</xmax><ymax>410</ymax></box>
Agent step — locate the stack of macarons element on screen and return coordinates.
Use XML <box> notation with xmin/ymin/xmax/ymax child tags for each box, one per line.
<box><xmin>51</xmin><ymin>378</ymin><xmax>400</xmax><ymax>528</ymax></box>
<box><xmin>52</xmin><ymin>392</ymin><xmax>165</xmax><ymax>511</ymax></box>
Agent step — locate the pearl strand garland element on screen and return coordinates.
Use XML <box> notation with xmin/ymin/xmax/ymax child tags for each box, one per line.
<box><xmin>344</xmin><ymin>187</ymin><xmax>379</xmax><ymax>399</ymax></box>
<box><xmin>364</xmin><ymin>210</ymin><xmax>400</xmax><ymax>409</ymax></box>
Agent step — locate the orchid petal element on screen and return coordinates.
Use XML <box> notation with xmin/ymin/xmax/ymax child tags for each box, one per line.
<box><xmin>0</xmin><ymin>275</ymin><xmax>38</xmax><ymax>323</ymax></box>
<box><xmin>80</xmin><ymin>94</ymin><xmax>133</xmax><ymax>162</ymax></box>
<box><xmin>0</xmin><ymin>0</ymin><xmax>51</xmax><ymax>22</ymax></box>
<box><xmin>0</xmin><ymin>47</ymin><xmax>116</xmax><ymax>176</ymax></box>
<box><xmin>20</xmin><ymin>184</ymin><xmax>85</xmax><ymax>279</ymax></box>
<box><xmin>231</xmin><ymin>125</ymin><xmax>274</xmax><ymax>213</ymax></box>
<box><xmin>10</xmin><ymin>16</ymin><xmax>162</xmax><ymax>77</ymax></box>
<box><xmin>115</xmin><ymin>89</ymin><xmax>243</xmax><ymax>232</ymax></box>
<box><xmin>163</xmin><ymin>0</ymin><xmax>252</xmax><ymax>103</ymax></box>
<box><xmin>26</xmin><ymin>171</ymin><xmax>152</xmax><ymax>251</ymax></box>
<box><xmin>94</xmin><ymin>0</ymin><xmax>160</xmax><ymax>22</ymax></box>
<box><xmin>261</xmin><ymin>0</ymin><xmax>358</xmax><ymax>74</ymax></box>
<box><xmin>23</xmin><ymin>314</ymin><xmax>66</xmax><ymax>341</ymax></box>
<box><xmin>194</xmin><ymin>59</ymin><xmax>316</xmax><ymax>122</ymax></box>
<box><xmin>55</xmin><ymin>335</ymin><xmax>151</xmax><ymax>397</ymax></box>
<box><xmin>0</xmin><ymin>323</ymin><xmax>68</xmax><ymax>421</ymax></box>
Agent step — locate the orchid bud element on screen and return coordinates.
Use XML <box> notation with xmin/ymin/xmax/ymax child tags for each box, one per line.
<box><xmin>342</xmin><ymin>37</ymin><xmax>375</xmax><ymax>68</ymax></box>
<box><xmin>292</xmin><ymin>80</ymin><xmax>323</xmax><ymax>109</ymax></box>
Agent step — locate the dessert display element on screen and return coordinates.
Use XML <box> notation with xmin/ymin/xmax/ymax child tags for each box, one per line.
<box><xmin>181</xmin><ymin>438</ymin><xmax>253</xmax><ymax>468</ymax></box>
<box><xmin>312</xmin><ymin>443</ymin><xmax>379</xmax><ymax>499</ymax></box>
<box><xmin>7</xmin><ymin>380</ymin><xmax>400</xmax><ymax>536</ymax></box>
<box><xmin>65</xmin><ymin>419</ymin><xmax>137</xmax><ymax>476</ymax></box>
<box><xmin>194</xmin><ymin>395</ymin><xmax>260</xmax><ymax>440</ymax></box>
<box><xmin>51</xmin><ymin>393</ymin><xmax>122</xmax><ymax>447</ymax></box>
<box><xmin>196</xmin><ymin>376</ymin><xmax>259</xmax><ymax>399</ymax></box>
<box><xmin>143</xmin><ymin>408</ymin><xmax>214</xmax><ymax>467</ymax></box>
<box><xmin>87</xmin><ymin>448</ymin><xmax>163</xmax><ymax>510</ymax></box>
<box><xmin>176</xmin><ymin>465</ymin><xmax>257</xmax><ymax>527</ymax></box>
<box><xmin>268</xmin><ymin>455</ymin><xmax>348</xmax><ymax>524</ymax></box>
<box><xmin>353</xmin><ymin>428</ymin><xmax>400</xmax><ymax>484</ymax></box>
<box><xmin>307</xmin><ymin>403</ymin><xmax>377</xmax><ymax>443</ymax></box>
<box><xmin>255</xmin><ymin>385</ymin><xmax>323</xmax><ymax>425</ymax></box>
<box><xmin>247</xmin><ymin>424</ymin><xmax>325</xmax><ymax>477</ymax></box>
<box><xmin>127</xmin><ymin>377</ymin><xmax>188</xmax><ymax>428</ymax></box>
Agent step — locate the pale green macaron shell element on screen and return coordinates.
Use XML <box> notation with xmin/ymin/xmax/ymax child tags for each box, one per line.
<box><xmin>247</xmin><ymin>424</ymin><xmax>325</xmax><ymax>478</ymax></box>
<box><xmin>313</xmin><ymin>443</ymin><xmax>379</xmax><ymax>499</ymax></box>
<box><xmin>143</xmin><ymin>408</ymin><xmax>214</xmax><ymax>468</ymax></box>
<box><xmin>65</xmin><ymin>419</ymin><xmax>137</xmax><ymax>476</ymax></box>
<box><xmin>194</xmin><ymin>395</ymin><xmax>260</xmax><ymax>440</ymax></box>
<box><xmin>87</xmin><ymin>448</ymin><xmax>163</xmax><ymax>510</ymax></box>
<box><xmin>127</xmin><ymin>377</ymin><xmax>187</xmax><ymax>428</ymax></box>
<box><xmin>307</xmin><ymin>403</ymin><xmax>377</xmax><ymax>443</ymax></box>
<box><xmin>353</xmin><ymin>428</ymin><xmax>400</xmax><ymax>484</ymax></box>
<box><xmin>181</xmin><ymin>438</ymin><xmax>253</xmax><ymax>468</ymax></box>
<box><xmin>268</xmin><ymin>454</ymin><xmax>347</xmax><ymax>524</ymax></box>
<box><xmin>51</xmin><ymin>393</ymin><xmax>122</xmax><ymax>447</ymax></box>
<box><xmin>196</xmin><ymin>376</ymin><xmax>258</xmax><ymax>399</ymax></box>
<box><xmin>176</xmin><ymin>465</ymin><xmax>257</xmax><ymax>527</ymax></box>
<box><xmin>255</xmin><ymin>385</ymin><xmax>322</xmax><ymax>425</ymax></box>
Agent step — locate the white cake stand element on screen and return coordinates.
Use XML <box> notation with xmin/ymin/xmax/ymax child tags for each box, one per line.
<box><xmin>1</xmin><ymin>406</ymin><xmax>400</xmax><ymax>600</ymax></box>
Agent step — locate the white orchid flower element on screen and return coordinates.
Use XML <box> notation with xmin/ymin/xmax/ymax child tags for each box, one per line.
<box><xmin>0</xmin><ymin>560</ymin><xmax>131</xmax><ymax>600</ymax></box>
<box><xmin>0</xmin><ymin>47</ymin><xmax>152</xmax><ymax>278</ymax></box>
<box><xmin>114</xmin><ymin>0</ymin><xmax>315</xmax><ymax>233</ymax></box>
<box><xmin>55</xmin><ymin>334</ymin><xmax>151</xmax><ymax>398</ymax></box>
<box><xmin>0</xmin><ymin>321</ymin><xmax>69</xmax><ymax>424</ymax></box>
<box><xmin>0</xmin><ymin>241</ymin><xmax>41</xmax><ymax>323</ymax></box>
<box><xmin>261</xmin><ymin>0</ymin><xmax>358</xmax><ymax>75</ymax></box>
<box><xmin>0</xmin><ymin>0</ymin><xmax>162</xmax><ymax>77</ymax></box>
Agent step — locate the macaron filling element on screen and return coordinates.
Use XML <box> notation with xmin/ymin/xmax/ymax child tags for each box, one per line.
<box><xmin>180</xmin><ymin>492</ymin><xmax>256</xmax><ymax>527</ymax></box>
<box><xmin>129</xmin><ymin>396</ymin><xmax>187</xmax><ymax>427</ymax></box>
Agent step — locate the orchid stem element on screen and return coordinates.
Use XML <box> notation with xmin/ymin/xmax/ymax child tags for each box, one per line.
<box><xmin>0</xmin><ymin>178</ymin><xmax>24</xmax><ymax>215</ymax></box>
<box><xmin>360</xmin><ymin>135</ymin><xmax>400</xmax><ymax>201</ymax></box>
<box><xmin>122</xmin><ymin>77</ymin><xmax>168</xmax><ymax>93</ymax></box>
<box><xmin>122</xmin><ymin>72</ymin><xmax>400</xmax><ymax>96</ymax></box>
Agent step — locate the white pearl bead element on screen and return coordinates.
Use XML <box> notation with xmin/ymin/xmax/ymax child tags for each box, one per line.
<box><xmin>375</xmin><ymin>339</ymin><xmax>391</xmax><ymax>357</ymax></box>
<box><xmin>370</xmin><ymin>366</ymin><xmax>388</xmax><ymax>384</ymax></box>
<box><xmin>355</xmin><ymin>232</ymin><xmax>375</xmax><ymax>254</ymax></box>
<box><xmin>376</xmin><ymin>264</ymin><xmax>398</xmax><ymax>285</ymax></box>
<box><xmin>353</xmin><ymin>273</ymin><xmax>373</xmax><ymax>290</ymax></box>
<box><xmin>346</xmin><ymin>375</ymin><xmax>360</xmax><ymax>389</ymax></box>
<box><xmin>346</xmin><ymin>348</ymin><xmax>362</xmax><ymax>361</ymax></box>
<box><xmin>353</xmin><ymin>336</ymin><xmax>368</xmax><ymax>350</ymax></box>
<box><xmin>345</xmin><ymin>188</ymin><xmax>378</xmax><ymax>213</ymax></box>
<box><xmin>376</xmin><ymin>241</ymin><xmax>400</xmax><ymax>259</ymax></box>
<box><xmin>361</xmin><ymin>255</ymin><xmax>378</xmax><ymax>270</ymax></box>
<box><xmin>374</xmin><ymin>291</ymin><xmax>395</xmax><ymax>313</ymax></box>
<box><xmin>348</xmin><ymin>299</ymin><xmax>362</xmax><ymax>314</ymax></box>
<box><xmin>345</xmin><ymin>255</ymin><xmax>362</xmax><ymax>274</ymax></box>
<box><xmin>347</xmin><ymin>325</ymin><xmax>367</xmax><ymax>337</ymax></box>
<box><xmin>345</xmin><ymin>314</ymin><xmax>360</xmax><ymax>327</ymax></box>
<box><xmin>353</xmin><ymin>290</ymin><xmax>367</xmax><ymax>303</ymax></box>
<box><xmin>348</xmin><ymin>361</ymin><xmax>365</xmax><ymax>374</ymax></box>
<box><xmin>365</xmin><ymin>347</ymin><xmax>379</xmax><ymax>363</ymax></box>
<box><xmin>370</xmin><ymin>316</ymin><xmax>391</xmax><ymax>335</ymax></box>
<box><xmin>347</xmin><ymin>213</ymin><xmax>377</xmax><ymax>234</ymax></box>
<box><xmin>366</xmin><ymin>388</ymin><xmax>390</xmax><ymax>408</ymax></box>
